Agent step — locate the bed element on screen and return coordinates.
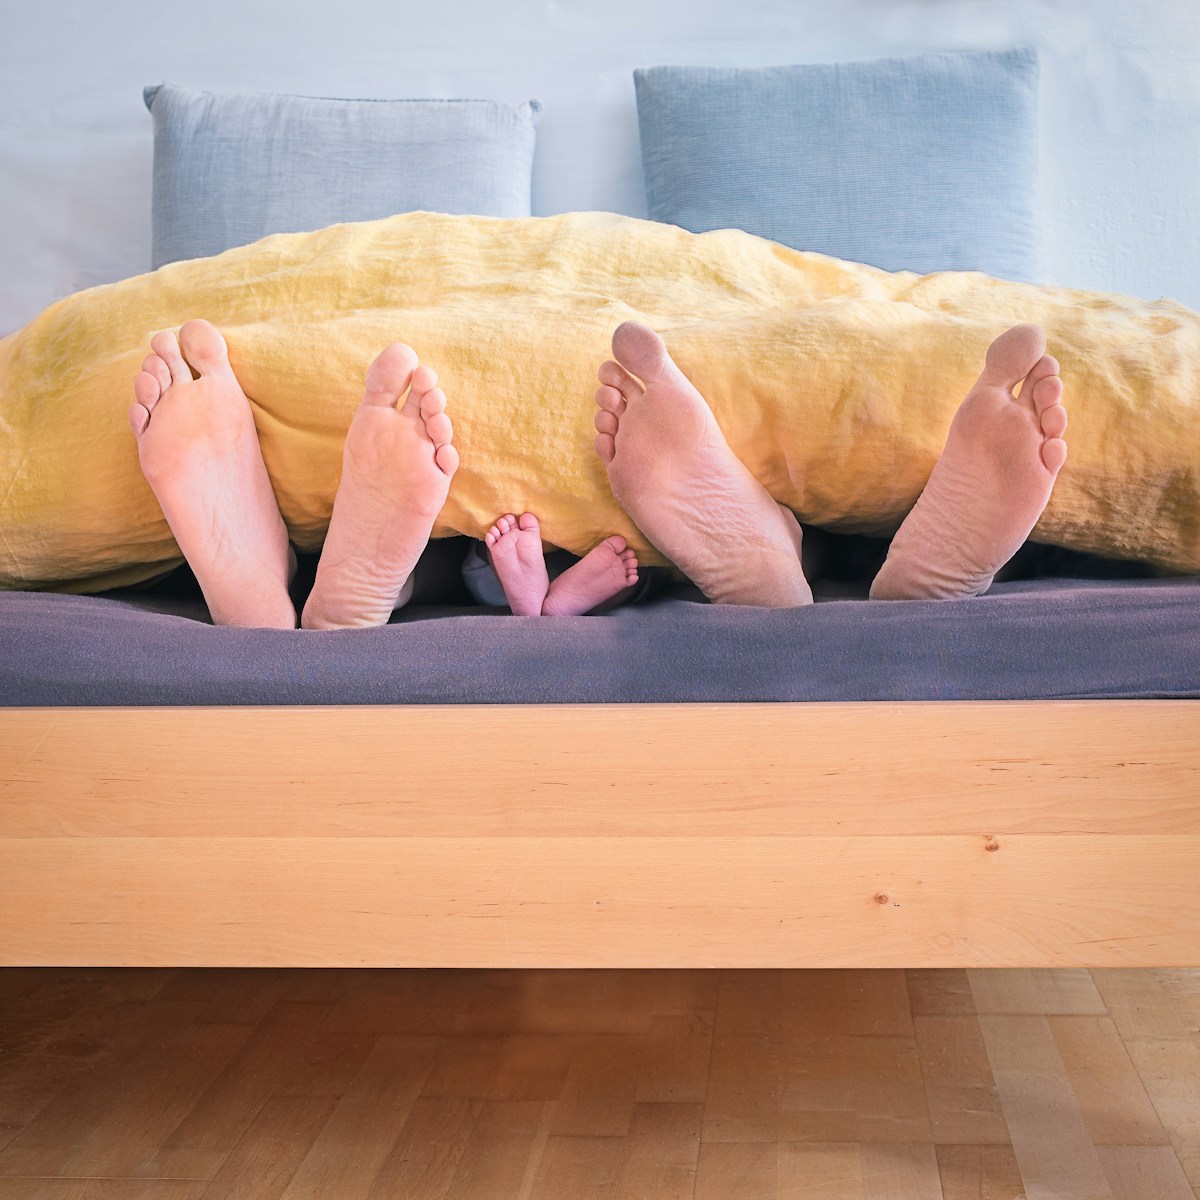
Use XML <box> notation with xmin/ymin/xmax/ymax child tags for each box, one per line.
<box><xmin>2</xmin><ymin>53</ymin><xmax>1198</xmax><ymax>971</ymax></box>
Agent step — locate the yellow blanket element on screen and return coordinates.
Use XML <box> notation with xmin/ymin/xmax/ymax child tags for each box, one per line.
<box><xmin>2</xmin><ymin>210</ymin><xmax>1198</xmax><ymax>591</ymax></box>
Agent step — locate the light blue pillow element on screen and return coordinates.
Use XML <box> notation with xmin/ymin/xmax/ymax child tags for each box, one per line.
<box><xmin>634</xmin><ymin>49</ymin><xmax>1040</xmax><ymax>282</ymax></box>
<box><xmin>144</xmin><ymin>84</ymin><xmax>541</xmax><ymax>267</ymax></box>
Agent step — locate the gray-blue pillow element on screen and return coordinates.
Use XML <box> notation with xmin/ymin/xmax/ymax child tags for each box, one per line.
<box><xmin>634</xmin><ymin>49</ymin><xmax>1040</xmax><ymax>282</ymax></box>
<box><xmin>145</xmin><ymin>84</ymin><xmax>541</xmax><ymax>267</ymax></box>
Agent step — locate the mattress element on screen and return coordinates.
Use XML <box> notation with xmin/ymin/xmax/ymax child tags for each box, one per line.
<box><xmin>2</xmin><ymin>540</ymin><xmax>1196</xmax><ymax>705</ymax></box>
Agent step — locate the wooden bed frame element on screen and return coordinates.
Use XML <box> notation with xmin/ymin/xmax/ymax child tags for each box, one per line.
<box><xmin>3</xmin><ymin>699</ymin><xmax>1197</xmax><ymax>968</ymax></box>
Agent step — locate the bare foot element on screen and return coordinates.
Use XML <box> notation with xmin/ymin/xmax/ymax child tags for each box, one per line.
<box><xmin>543</xmin><ymin>536</ymin><xmax>640</xmax><ymax>616</ymax></box>
<box><xmin>485</xmin><ymin>512</ymin><xmax>550</xmax><ymax>616</ymax></box>
<box><xmin>301</xmin><ymin>345</ymin><xmax>459</xmax><ymax>629</ymax></box>
<box><xmin>870</xmin><ymin>323</ymin><xmax>1068</xmax><ymax>600</ymax></box>
<box><xmin>595</xmin><ymin>322</ymin><xmax>812</xmax><ymax>607</ymax></box>
<box><xmin>129</xmin><ymin>320</ymin><xmax>296</xmax><ymax>628</ymax></box>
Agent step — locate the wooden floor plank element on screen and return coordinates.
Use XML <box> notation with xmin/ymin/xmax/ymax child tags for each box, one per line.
<box><xmin>365</xmin><ymin>1097</ymin><xmax>482</xmax><ymax>1200</ymax></box>
<box><xmin>935</xmin><ymin>1144</ymin><xmax>1026</xmax><ymax>1200</ymax></box>
<box><xmin>196</xmin><ymin>1094</ymin><xmax>340</xmax><ymax>1200</ymax></box>
<box><xmin>440</xmin><ymin>1100</ymin><xmax>552</xmax><ymax>1200</ymax></box>
<box><xmin>845</xmin><ymin>1036</ymin><xmax>934</xmax><ymax>1144</ymax></box>
<box><xmin>906</xmin><ymin>968</ymin><xmax>978</xmax><ymax>1017</ymax></box>
<box><xmin>420</xmin><ymin>1036</ymin><xmax>506</xmax><ymax>1101</ymax></box>
<box><xmin>0</xmin><ymin>996</ymin><xmax>147</xmax><ymax>1148</ymax></box>
<box><xmin>0</xmin><ymin>1001</ymin><xmax>209</xmax><ymax>1179</ymax></box>
<box><xmin>975</xmin><ymin>1013</ymin><xmax>1116</xmax><ymax>1200</ymax></box>
<box><xmin>7</xmin><ymin>1183</ymin><xmax>208</xmax><ymax>1199</ymax></box>
<box><xmin>1</xmin><ymin>967</ymin><xmax>1197</xmax><ymax>1200</ymax></box>
<box><xmin>967</xmin><ymin>968</ymin><xmax>1108</xmax><ymax>1015</ymax></box>
<box><xmin>487</xmin><ymin>1036</ymin><xmax>577</xmax><ymax>1103</ymax></box>
<box><xmin>530</xmin><ymin>1103</ymin><xmax>701</xmax><ymax>1200</ymax></box>
<box><xmin>548</xmin><ymin>1036</ymin><xmax>642</xmax><ymax>1137</ymax></box>
<box><xmin>157</xmin><ymin>1002</ymin><xmax>334</xmax><ymax>1170</ymax></box>
<box><xmin>693</xmin><ymin>1142</ymin><xmax>777</xmax><ymax>1200</ymax></box>
<box><xmin>57</xmin><ymin>1021</ymin><xmax>252</xmax><ymax>1179</ymax></box>
<box><xmin>775</xmin><ymin>1141</ymin><xmax>945</xmax><ymax>1200</ymax></box>
<box><xmin>632</xmin><ymin>1012</ymin><xmax>713</xmax><ymax>1105</ymax></box>
<box><xmin>279</xmin><ymin>1035</ymin><xmax>438</xmax><ymax>1200</ymax></box>
<box><xmin>1097</xmin><ymin>1145</ymin><xmax>1197</xmax><ymax>1200</ymax></box>
<box><xmin>704</xmin><ymin>1032</ymin><xmax>840</xmax><ymax>1143</ymax></box>
<box><xmin>1119</xmin><ymin>1039</ymin><xmax>1200</xmax><ymax>1196</ymax></box>
<box><xmin>1092</xmin><ymin>968</ymin><xmax>1200</xmax><ymax>1041</ymax></box>
<box><xmin>1048</xmin><ymin>1015</ymin><xmax>1171</xmax><ymax>1147</ymax></box>
<box><xmin>913</xmin><ymin>1016</ymin><xmax>1010</xmax><ymax>1145</ymax></box>
<box><xmin>858</xmin><ymin>1142</ymin><xmax>944</xmax><ymax>1200</ymax></box>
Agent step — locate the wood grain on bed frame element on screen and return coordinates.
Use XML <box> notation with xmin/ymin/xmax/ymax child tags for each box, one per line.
<box><xmin>2</xmin><ymin>701</ymin><xmax>1197</xmax><ymax>969</ymax></box>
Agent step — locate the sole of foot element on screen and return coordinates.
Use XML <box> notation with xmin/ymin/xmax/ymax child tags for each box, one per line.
<box><xmin>542</xmin><ymin>535</ymin><xmax>640</xmax><ymax>616</ymax></box>
<box><xmin>129</xmin><ymin>319</ymin><xmax>296</xmax><ymax>628</ymax></box>
<box><xmin>485</xmin><ymin>512</ymin><xmax>552</xmax><ymax>616</ymax></box>
<box><xmin>301</xmin><ymin>344</ymin><xmax>459</xmax><ymax>629</ymax></box>
<box><xmin>594</xmin><ymin>321</ymin><xmax>812</xmax><ymax>607</ymax></box>
<box><xmin>869</xmin><ymin>322</ymin><xmax>1068</xmax><ymax>601</ymax></box>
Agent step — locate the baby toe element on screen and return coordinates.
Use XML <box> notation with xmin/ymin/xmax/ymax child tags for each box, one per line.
<box><xmin>127</xmin><ymin>401</ymin><xmax>150</xmax><ymax>436</ymax></box>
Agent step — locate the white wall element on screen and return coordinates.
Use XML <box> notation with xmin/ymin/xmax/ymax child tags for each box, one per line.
<box><xmin>2</xmin><ymin>0</ymin><xmax>1198</xmax><ymax>332</ymax></box>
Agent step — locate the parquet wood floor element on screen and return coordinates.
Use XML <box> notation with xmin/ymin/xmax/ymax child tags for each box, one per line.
<box><xmin>1</xmin><ymin>968</ymin><xmax>1197</xmax><ymax>1199</ymax></box>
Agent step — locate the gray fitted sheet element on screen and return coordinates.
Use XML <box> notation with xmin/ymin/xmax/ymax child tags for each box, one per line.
<box><xmin>1</xmin><ymin>564</ymin><xmax>1197</xmax><ymax>704</ymax></box>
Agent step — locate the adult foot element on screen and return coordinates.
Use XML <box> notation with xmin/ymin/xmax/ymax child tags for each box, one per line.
<box><xmin>129</xmin><ymin>320</ymin><xmax>296</xmax><ymax>628</ymax></box>
<box><xmin>485</xmin><ymin>512</ymin><xmax>550</xmax><ymax>616</ymax></box>
<box><xmin>869</xmin><ymin>323</ymin><xmax>1068</xmax><ymax>601</ymax></box>
<box><xmin>595</xmin><ymin>322</ymin><xmax>812</xmax><ymax>607</ymax></box>
<box><xmin>543</xmin><ymin>536</ymin><xmax>640</xmax><ymax>616</ymax></box>
<box><xmin>301</xmin><ymin>345</ymin><xmax>459</xmax><ymax>629</ymax></box>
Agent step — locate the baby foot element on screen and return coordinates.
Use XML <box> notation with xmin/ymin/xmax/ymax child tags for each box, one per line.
<box><xmin>870</xmin><ymin>323</ymin><xmax>1068</xmax><ymax>601</ymax></box>
<box><xmin>128</xmin><ymin>319</ymin><xmax>296</xmax><ymax>628</ymax></box>
<box><xmin>542</xmin><ymin>536</ymin><xmax>640</xmax><ymax>616</ymax></box>
<box><xmin>485</xmin><ymin>512</ymin><xmax>550</xmax><ymax>616</ymax></box>
<box><xmin>595</xmin><ymin>322</ymin><xmax>812</xmax><ymax>607</ymax></box>
<box><xmin>302</xmin><ymin>346</ymin><xmax>459</xmax><ymax>629</ymax></box>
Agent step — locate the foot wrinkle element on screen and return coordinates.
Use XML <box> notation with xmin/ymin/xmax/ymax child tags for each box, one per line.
<box><xmin>598</xmin><ymin>320</ymin><xmax>811</xmax><ymax>607</ymax></box>
<box><xmin>487</xmin><ymin>510</ymin><xmax>549</xmax><ymax>616</ymax></box>
<box><xmin>871</xmin><ymin>324</ymin><xmax>1067</xmax><ymax>601</ymax></box>
<box><xmin>542</xmin><ymin>536</ymin><xmax>640</xmax><ymax>617</ymax></box>
<box><xmin>303</xmin><ymin>348</ymin><xmax>457</xmax><ymax>629</ymax></box>
<box><xmin>131</xmin><ymin>319</ymin><xmax>294</xmax><ymax>627</ymax></box>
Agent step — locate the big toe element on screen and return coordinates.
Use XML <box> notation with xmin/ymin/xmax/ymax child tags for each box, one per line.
<box><xmin>981</xmin><ymin>323</ymin><xmax>1047</xmax><ymax>389</ymax></box>
<box><xmin>363</xmin><ymin>343</ymin><xmax>420</xmax><ymax>406</ymax></box>
<box><xmin>612</xmin><ymin>321</ymin><xmax>674</xmax><ymax>384</ymax></box>
<box><xmin>178</xmin><ymin>319</ymin><xmax>233</xmax><ymax>375</ymax></box>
